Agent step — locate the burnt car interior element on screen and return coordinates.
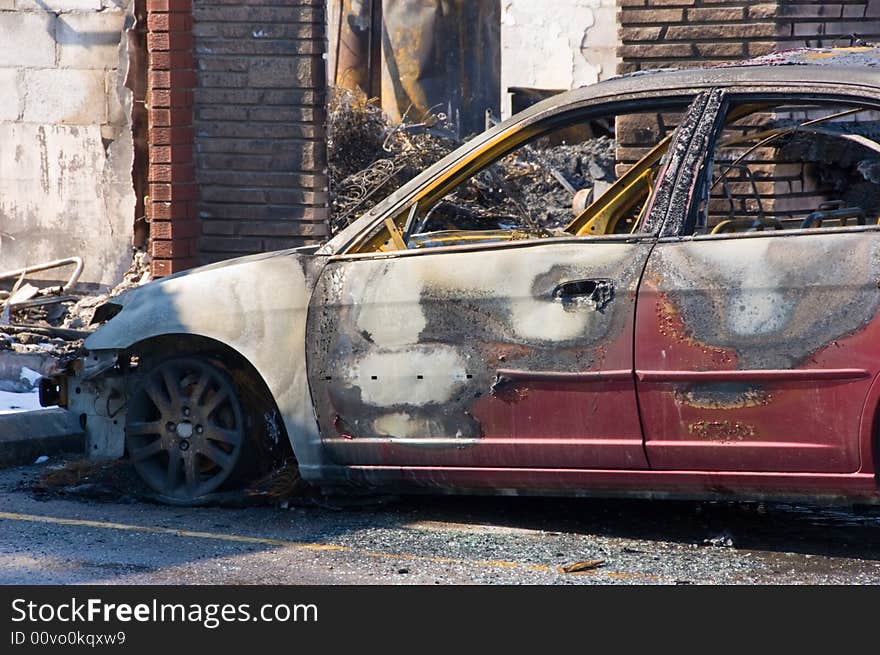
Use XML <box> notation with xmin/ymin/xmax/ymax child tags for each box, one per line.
<box><xmin>692</xmin><ymin>99</ymin><xmax>880</xmax><ymax>236</ymax></box>
<box><xmin>346</xmin><ymin>101</ymin><xmax>691</xmax><ymax>253</ymax></box>
<box><xmin>345</xmin><ymin>94</ymin><xmax>880</xmax><ymax>254</ymax></box>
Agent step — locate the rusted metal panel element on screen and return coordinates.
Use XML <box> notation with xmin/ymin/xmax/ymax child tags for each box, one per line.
<box><xmin>306</xmin><ymin>240</ymin><xmax>652</xmax><ymax>469</ymax></box>
<box><xmin>330</xmin><ymin>0</ymin><xmax>383</xmax><ymax>97</ymax></box>
<box><xmin>329</xmin><ymin>0</ymin><xmax>501</xmax><ymax>137</ymax></box>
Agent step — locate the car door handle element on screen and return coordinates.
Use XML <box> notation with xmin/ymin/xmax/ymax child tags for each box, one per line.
<box><xmin>552</xmin><ymin>279</ymin><xmax>614</xmax><ymax>310</ymax></box>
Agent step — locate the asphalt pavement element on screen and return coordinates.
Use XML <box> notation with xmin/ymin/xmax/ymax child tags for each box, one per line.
<box><xmin>1</xmin><ymin>459</ymin><xmax>879</xmax><ymax>584</ymax></box>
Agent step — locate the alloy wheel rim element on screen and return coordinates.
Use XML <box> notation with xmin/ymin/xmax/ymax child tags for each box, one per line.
<box><xmin>125</xmin><ymin>358</ymin><xmax>244</xmax><ymax>500</ymax></box>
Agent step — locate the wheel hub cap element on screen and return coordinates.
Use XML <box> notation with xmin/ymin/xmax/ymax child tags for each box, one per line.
<box><xmin>176</xmin><ymin>421</ymin><xmax>194</xmax><ymax>439</ymax></box>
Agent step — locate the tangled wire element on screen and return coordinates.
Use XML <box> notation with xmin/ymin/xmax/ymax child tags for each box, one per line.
<box><xmin>327</xmin><ymin>88</ymin><xmax>459</xmax><ymax>234</ymax></box>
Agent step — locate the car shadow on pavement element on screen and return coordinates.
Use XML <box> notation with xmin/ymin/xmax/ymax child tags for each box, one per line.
<box><xmin>339</xmin><ymin>494</ymin><xmax>880</xmax><ymax>562</ymax></box>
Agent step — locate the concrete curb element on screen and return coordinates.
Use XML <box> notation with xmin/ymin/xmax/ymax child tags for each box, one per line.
<box><xmin>0</xmin><ymin>409</ymin><xmax>84</xmax><ymax>468</ymax></box>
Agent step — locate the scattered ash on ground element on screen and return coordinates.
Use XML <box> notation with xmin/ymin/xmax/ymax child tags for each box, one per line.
<box><xmin>26</xmin><ymin>458</ymin><xmax>149</xmax><ymax>503</ymax></box>
<box><xmin>23</xmin><ymin>455</ymin><xmax>320</xmax><ymax>509</ymax></box>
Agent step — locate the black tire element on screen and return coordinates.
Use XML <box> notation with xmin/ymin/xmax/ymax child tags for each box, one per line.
<box><xmin>125</xmin><ymin>355</ymin><xmax>258</xmax><ymax>503</ymax></box>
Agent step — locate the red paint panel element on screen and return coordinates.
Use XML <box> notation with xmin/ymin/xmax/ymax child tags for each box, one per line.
<box><xmin>635</xmin><ymin>270</ymin><xmax>880</xmax><ymax>473</ymax></box>
<box><xmin>470</xmin><ymin>379</ymin><xmax>648</xmax><ymax>469</ymax></box>
<box><xmin>324</xmin><ymin>378</ymin><xmax>648</xmax><ymax>469</ymax></box>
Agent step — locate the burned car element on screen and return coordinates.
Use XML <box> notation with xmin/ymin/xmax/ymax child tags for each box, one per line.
<box><xmin>42</xmin><ymin>47</ymin><xmax>880</xmax><ymax>504</ymax></box>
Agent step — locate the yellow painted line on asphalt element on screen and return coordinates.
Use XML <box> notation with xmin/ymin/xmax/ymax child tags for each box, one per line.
<box><xmin>0</xmin><ymin>510</ymin><xmax>663</xmax><ymax>580</ymax></box>
<box><xmin>0</xmin><ymin>511</ymin><xmax>345</xmax><ymax>552</ymax></box>
<box><xmin>0</xmin><ymin>511</ymin><xmax>557</xmax><ymax>575</ymax></box>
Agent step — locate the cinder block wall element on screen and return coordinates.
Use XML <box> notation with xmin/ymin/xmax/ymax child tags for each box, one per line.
<box><xmin>0</xmin><ymin>1</ymin><xmax>136</xmax><ymax>288</ymax></box>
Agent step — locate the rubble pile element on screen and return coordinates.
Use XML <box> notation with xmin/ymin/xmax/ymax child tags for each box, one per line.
<box><xmin>422</xmin><ymin>137</ymin><xmax>615</xmax><ymax>233</ymax></box>
<box><xmin>512</xmin><ymin>138</ymin><xmax>616</xmax><ymax>228</ymax></box>
<box><xmin>61</xmin><ymin>249</ymin><xmax>151</xmax><ymax>330</ymax></box>
<box><xmin>327</xmin><ymin>86</ymin><xmax>616</xmax><ymax>234</ymax></box>
<box><xmin>327</xmin><ymin>87</ymin><xmax>390</xmax><ymax>182</ymax></box>
<box><xmin>0</xmin><ymin>250</ymin><xmax>152</xmax><ymax>393</ymax></box>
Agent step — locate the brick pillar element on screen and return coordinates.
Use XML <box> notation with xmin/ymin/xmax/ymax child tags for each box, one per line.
<box><xmin>146</xmin><ymin>0</ymin><xmax>199</xmax><ymax>278</ymax></box>
<box><xmin>193</xmin><ymin>0</ymin><xmax>329</xmax><ymax>264</ymax></box>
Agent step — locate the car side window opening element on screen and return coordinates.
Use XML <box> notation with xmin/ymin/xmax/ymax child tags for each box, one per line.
<box><xmin>687</xmin><ymin>100</ymin><xmax>880</xmax><ymax>237</ymax></box>
<box><xmin>348</xmin><ymin>103</ymin><xmax>692</xmax><ymax>253</ymax></box>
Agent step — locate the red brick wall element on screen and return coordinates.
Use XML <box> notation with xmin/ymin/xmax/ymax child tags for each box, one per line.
<box><xmin>146</xmin><ymin>0</ymin><xmax>199</xmax><ymax>278</ymax></box>
<box><xmin>144</xmin><ymin>0</ymin><xmax>328</xmax><ymax>277</ymax></box>
<box><xmin>620</xmin><ymin>1</ymin><xmax>880</xmax><ymax>73</ymax></box>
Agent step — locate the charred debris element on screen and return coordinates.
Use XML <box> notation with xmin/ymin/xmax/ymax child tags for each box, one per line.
<box><xmin>327</xmin><ymin>86</ymin><xmax>616</xmax><ymax>234</ymax></box>
<box><xmin>0</xmin><ymin>251</ymin><xmax>151</xmax><ymax>386</ymax></box>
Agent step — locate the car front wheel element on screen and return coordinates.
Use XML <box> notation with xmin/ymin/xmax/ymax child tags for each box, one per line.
<box><xmin>125</xmin><ymin>356</ymin><xmax>249</xmax><ymax>503</ymax></box>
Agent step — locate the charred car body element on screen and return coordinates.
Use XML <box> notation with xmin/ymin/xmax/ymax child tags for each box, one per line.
<box><xmin>42</xmin><ymin>48</ymin><xmax>880</xmax><ymax>504</ymax></box>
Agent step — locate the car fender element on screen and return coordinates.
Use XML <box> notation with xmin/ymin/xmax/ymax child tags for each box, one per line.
<box><xmin>84</xmin><ymin>249</ymin><xmax>329</xmax><ymax>476</ymax></box>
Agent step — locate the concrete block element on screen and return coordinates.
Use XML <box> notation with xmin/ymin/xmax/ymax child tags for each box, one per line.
<box><xmin>57</xmin><ymin>9</ymin><xmax>126</xmax><ymax>69</ymax></box>
<box><xmin>0</xmin><ymin>409</ymin><xmax>84</xmax><ymax>469</ymax></box>
<box><xmin>14</xmin><ymin>0</ymin><xmax>102</xmax><ymax>10</ymax></box>
<box><xmin>22</xmin><ymin>68</ymin><xmax>107</xmax><ymax>124</ymax></box>
<box><xmin>106</xmin><ymin>68</ymin><xmax>129</xmax><ymax>125</ymax></box>
<box><xmin>0</xmin><ymin>68</ymin><xmax>22</xmax><ymax>120</ymax></box>
<box><xmin>0</xmin><ymin>122</ymin><xmax>135</xmax><ymax>288</ymax></box>
<box><xmin>0</xmin><ymin>11</ymin><xmax>56</xmax><ymax>68</ymax></box>
<box><xmin>0</xmin><ymin>351</ymin><xmax>62</xmax><ymax>393</ymax></box>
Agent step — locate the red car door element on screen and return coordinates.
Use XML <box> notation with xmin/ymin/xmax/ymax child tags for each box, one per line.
<box><xmin>307</xmin><ymin>91</ymin><xmax>721</xmax><ymax>472</ymax></box>
<box><xmin>305</xmin><ymin>87</ymin><xmax>730</xmax><ymax>473</ymax></box>
<box><xmin>309</xmin><ymin>238</ymin><xmax>652</xmax><ymax>470</ymax></box>
<box><xmin>635</xmin><ymin>91</ymin><xmax>880</xmax><ymax>473</ymax></box>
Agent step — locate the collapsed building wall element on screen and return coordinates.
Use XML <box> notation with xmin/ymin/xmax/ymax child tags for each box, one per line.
<box><xmin>500</xmin><ymin>0</ymin><xmax>619</xmax><ymax>118</ymax></box>
<box><xmin>0</xmin><ymin>1</ymin><xmax>138</xmax><ymax>289</ymax></box>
